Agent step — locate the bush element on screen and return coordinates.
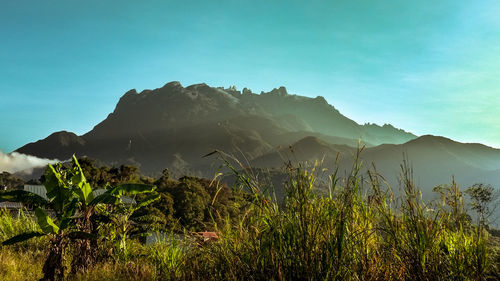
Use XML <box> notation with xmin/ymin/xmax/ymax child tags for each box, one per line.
<box><xmin>180</xmin><ymin>153</ymin><xmax>493</xmax><ymax>280</ymax></box>
<box><xmin>0</xmin><ymin>151</ymin><xmax>497</xmax><ymax>280</ymax></box>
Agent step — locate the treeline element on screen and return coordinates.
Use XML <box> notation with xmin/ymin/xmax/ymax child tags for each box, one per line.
<box><xmin>0</xmin><ymin>171</ymin><xmax>26</xmax><ymax>189</ymax></box>
<box><xmin>0</xmin><ymin>158</ymin><xmax>250</xmax><ymax>232</ymax></box>
<box><xmin>76</xmin><ymin>158</ymin><xmax>250</xmax><ymax>232</ymax></box>
<box><xmin>0</xmin><ymin>154</ymin><xmax>500</xmax><ymax>280</ymax></box>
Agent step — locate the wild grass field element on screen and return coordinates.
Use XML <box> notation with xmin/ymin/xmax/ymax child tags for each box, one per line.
<box><xmin>0</xmin><ymin>151</ymin><xmax>499</xmax><ymax>281</ymax></box>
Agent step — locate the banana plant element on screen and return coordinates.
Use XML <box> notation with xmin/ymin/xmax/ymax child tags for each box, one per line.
<box><xmin>0</xmin><ymin>156</ymin><xmax>159</xmax><ymax>281</ymax></box>
<box><xmin>102</xmin><ymin>186</ymin><xmax>162</xmax><ymax>257</ymax></box>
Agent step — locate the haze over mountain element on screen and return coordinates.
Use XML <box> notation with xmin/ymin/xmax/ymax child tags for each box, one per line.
<box><xmin>16</xmin><ymin>82</ymin><xmax>414</xmax><ymax>173</ymax></box>
<box><xmin>15</xmin><ymin>81</ymin><xmax>500</xmax><ymax>194</ymax></box>
<box><xmin>252</xmin><ymin>135</ymin><xmax>500</xmax><ymax>197</ymax></box>
<box><xmin>0</xmin><ymin>150</ymin><xmax>59</xmax><ymax>174</ymax></box>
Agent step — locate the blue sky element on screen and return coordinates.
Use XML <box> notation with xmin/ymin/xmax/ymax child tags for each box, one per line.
<box><xmin>1</xmin><ymin>0</ymin><xmax>500</xmax><ymax>152</ymax></box>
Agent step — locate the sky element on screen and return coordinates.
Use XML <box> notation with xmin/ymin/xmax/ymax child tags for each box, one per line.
<box><xmin>1</xmin><ymin>0</ymin><xmax>500</xmax><ymax>152</ymax></box>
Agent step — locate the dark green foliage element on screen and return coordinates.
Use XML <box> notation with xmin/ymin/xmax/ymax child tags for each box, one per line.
<box><xmin>0</xmin><ymin>172</ymin><xmax>24</xmax><ymax>189</ymax></box>
<box><xmin>175</xmin><ymin>151</ymin><xmax>493</xmax><ymax>281</ymax></box>
<box><xmin>2</xmin><ymin>231</ymin><xmax>44</xmax><ymax>245</ymax></box>
<box><xmin>122</xmin><ymin>171</ymin><xmax>248</xmax><ymax>232</ymax></box>
<box><xmin>74</xmin><ymin>158</ymin><xmax>249</xmax><ymax>232</ymax></box>
<box><xmin>0</xmin><ymin>189</ymin><xmax>50</xmax><ymax>207</ymax></box>
<box><xmin>132</xmin><ymin>192</ymin><xmax>176</xmax><ymax>232</ymax></box>
<box><xmin>169</xmin><ymin>177</ymin><xmax>210</xmax><ymax>230</ymax></box>
<box><xmin>76</xmin><ymin>157</ymin><xmax>148</xmax><ymax>188</ymax></box>
<box><xmin>2</xmin><ymin>152</ymin><xmax>496</xmax><ymax>280</ymax></box>
<box><xmin>0</xmin><ymin>156</ymin><xmax>159</xmax><ymax>281</ymax></box>
<box><xmin>466</xmin><ymin>183</ymin><xmax>499</xmax><ymax>229</ymax></box>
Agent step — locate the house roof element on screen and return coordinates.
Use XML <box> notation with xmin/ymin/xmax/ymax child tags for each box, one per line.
<box><xmin>22</xmin><ymin>185</ymin><xmax>136</xmax><ymax>205</ymax></box>
<box><xmin>24</xmin><ymin>185</ymin><xmax>48</xmax><ymax>200</ymax></box>
<box><xmin>198</xmin><ymin>232</ymin><xmax>219</xmax><ymax>239</ymax></box>
<box><xmin>0</xmin><ymin>202</ymin><xmax>22</xmax><ymax>209</ymax></box>
<box><xmin>93</xmin><ymin>189</ymin><xmax>136</xmax><ymax>205</ymax></box>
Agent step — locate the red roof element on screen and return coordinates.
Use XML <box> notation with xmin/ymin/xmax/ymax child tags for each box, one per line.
<box><xmin>199</xmin><ymin>232</ymin><xmax>219</xmax><ymax>239</ymax></box>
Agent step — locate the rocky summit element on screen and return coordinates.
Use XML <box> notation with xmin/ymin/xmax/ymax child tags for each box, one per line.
<box><xmin>17</xmin><ymin>82</ymin><xmax>416</xmax><ymax>175</ymax></box>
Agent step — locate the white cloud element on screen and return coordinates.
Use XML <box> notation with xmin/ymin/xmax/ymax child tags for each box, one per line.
<box><xmin>0</xmin><ymin>150</ymin><xmax>59</xmax><ymax>174</ymax></box>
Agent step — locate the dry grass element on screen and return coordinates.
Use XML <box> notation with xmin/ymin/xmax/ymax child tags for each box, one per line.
<box><xmin>0</xmin><ymin>151</ymin><xmax>498</xmax><ymax>280</ymax></box>
<box><xmin>72</xmin><ymin>261</ymin><xmax>155</xmax><ymax>281</ymax></box>
<box><xmin>0</xmin><ymin>248</ymin><xmax>44</xmax><ymax>281</ymax></box>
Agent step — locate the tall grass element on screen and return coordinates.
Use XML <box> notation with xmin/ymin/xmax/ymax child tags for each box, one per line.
<box><xmin>184</xmin><ymin>151</ymin><xmax>493</xmax><ymax>280</ymax></box>
<box><xmin>0</xmin><ymin>151</ymin><xmax>496</xmax><ymax>280</ymax></box>
<box><xmin>0</xmin><ymin>208</ymin><xmax>46</xmax><ymax>250</ymax></box>
<box><xmin>0</xmin><ymin>208</ymin><xmax>46</xmax><ymax>281</ymax></box>
<box><xmin>146</xmin><ymin>232</ymin><xmax>187</xmax><ymax>279</ymax></box>
<box><xmin>0</xmin><ymin>247</ymin><xmax>45</xmax><ymax>281</ymax></box>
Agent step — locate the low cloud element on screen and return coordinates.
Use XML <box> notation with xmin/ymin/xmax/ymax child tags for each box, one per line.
<box><xmin>0</xmin><ymin>150</ymin><xmax>59</xmax><ymax>174</ymax></box>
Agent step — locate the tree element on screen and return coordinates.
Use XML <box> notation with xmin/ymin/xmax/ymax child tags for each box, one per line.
<box><xmin>77</xmin><ymin>157</ymin><xmax>102</xmax><ymax>187</ymax></box>
<box><xmin>466</xmin><ymin>183</ymin><xmax>499</xmax><ymax>230</ymax></box>
<box><xmin>0</xmin><ymin>171</ymin><xmax>24</xmax><ymax>190</ymax></box>
<box><xmin>433</xmin><ymin>178</ymin><xmax>470</xmax><ymax>229</ymax></box>
<box><xmin>173</xmin><ymin>178</ymin><xmax>210</xmax><ymax>230</ymax></box>
<box><xmin>0</xmin><ymin>156</ymin><xmax>159</xmax><ymax>281</ymax></box>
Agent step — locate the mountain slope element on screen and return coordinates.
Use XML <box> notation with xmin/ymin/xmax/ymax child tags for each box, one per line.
<box><xmin>356</xmin><ymin>135</ymin><xmax>500</xmax><ymax>194</ymax></box>
<box><xmin>14</xmin><ymin>81</ymin><xmax>500</xmax><ymax>200</ymax></box>
<box><xmin>16</xmin><ymin>131</ymin><xmax>85</xmax><ymax>160</ymax></box>
<box><xmin>16</xmin><ymin>81</ymin><xmax>415</xmax><ymax>175</ymax></box>
<box><xmin>251</xmin><ymin>136</ymin><xmax>355</xmax><ymax>168</ymax></box>
<box><xmin>251</xmin><ymin>134</ymin><xmax>500</xmax><ymax>199</ymax></box>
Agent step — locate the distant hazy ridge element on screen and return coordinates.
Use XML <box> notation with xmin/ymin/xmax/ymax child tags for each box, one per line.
<box><xmin>16</xmin><ymin>82</ymin><xmax>500</xmax><ymax>193</ymax></box>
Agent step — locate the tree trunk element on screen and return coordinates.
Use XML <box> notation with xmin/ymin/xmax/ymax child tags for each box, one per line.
<box><xmin>40</xmin><ymin>235</ymin><xmax>66</xmax><ymax>281</ymax></box>
<box><xmin>70</xmin><ymin>215</ymin><xmax>97</xmax><ymax>275</ymax></box>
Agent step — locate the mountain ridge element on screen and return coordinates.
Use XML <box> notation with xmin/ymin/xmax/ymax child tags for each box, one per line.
<box><xmin>16</xmin><ymin>81</ymin><xmax>416</xmax><ymax>175</ymax></box>
<box><xmin>14</xmin><ymin>81</ymin><xmax>500</xmax><ymax>197</ymax></box>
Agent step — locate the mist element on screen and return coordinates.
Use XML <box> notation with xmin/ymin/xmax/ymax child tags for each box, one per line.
<box><xmin>0</xmin><ymin>150</ymin><xmax>59</xmax><ymax>174</ymax></box>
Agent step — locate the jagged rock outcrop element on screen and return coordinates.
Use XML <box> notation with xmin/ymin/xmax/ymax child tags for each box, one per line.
<box><xmin>17</xmin><ymin>82</ymin><xmax>416</xmax><ymax>175</ymax></box>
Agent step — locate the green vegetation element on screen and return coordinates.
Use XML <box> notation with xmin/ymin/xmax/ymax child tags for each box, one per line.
<box><xmin>0</xmin><ymin>156</ymin><xmax>159</xmax><ymax>281</ymax></box>
<box><xmin>76</xmin><ymin>158</ymin><xmax>249</xmax><ymax>233</ymax></box>
<box><xmin>0</xmin><ymin>152</ymin><xmax>499</xmax><ymax>280</ymax></box>
<box><xmin>0</xmin><ymin>171</ymin><xmax>25</xmax><ymax>189</ymax></box>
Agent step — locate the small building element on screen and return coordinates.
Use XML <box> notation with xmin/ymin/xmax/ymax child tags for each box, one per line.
<box><xmin>22</xmin><ymin>186</ymin><xmax>136</xmax><ymax>205</ymax></box>
<box><xmin>0</xmin><ymin>202</ymin><xmax>22</xmax><ymax>210</ymax></box>
<box><xmin>93</xmin><ymin>189</ymin><xmax>136</xmax><ymax>205</ymax></box>
<box><xmin>197</xmin><ymin>232</ymin><xmax>219</xmax><ymax>242</ymax></box>
<box><xmin>24</xmin><ymin>185</ymin><xmax>48</xmax><ymax>200</ymax></box>
<box><xmin>1</xmin><ymin>185</ymin><xmax>136</xmax><ymax>211</ymax></box>
<box><xmin>0</xmin><ymin>185</ymin><xmax>46</xmax><ymax>211</ymax></box>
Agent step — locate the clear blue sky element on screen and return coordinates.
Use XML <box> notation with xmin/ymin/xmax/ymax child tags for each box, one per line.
<box><xmin>1</xmin><ymin>0</ymin><xmax>500</xmax><ymax>152</ymax></box>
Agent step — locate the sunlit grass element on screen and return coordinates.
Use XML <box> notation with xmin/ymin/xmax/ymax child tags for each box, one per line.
<box><xmin>0</xmin><ymin>151</ymin><xmax>498</xmax><ymax>280</ymax></box>
<box><xmin>0</xmin><ymin>247</ymin><xmax>45</xmax><ymax>281</ymax></box>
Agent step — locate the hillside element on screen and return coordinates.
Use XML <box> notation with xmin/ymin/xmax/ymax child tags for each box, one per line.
<box><xmin>356</xmin><ymin>135</ymin><xmax>500</xmax><ymax>195</ymax></box>
<box><xmin>16</xmin><ymin>82</ymin><xmax>415</xmax><ymax>175</ymax></box>
<box><xmin>15</xmin><ymin>81</ymin><xmax>500</xmax><ymax>197</ymax></box>
<box><xmin>251</xmin><ymin>134</ymin><xmax>500</xmax><ymax>197</ymax></box>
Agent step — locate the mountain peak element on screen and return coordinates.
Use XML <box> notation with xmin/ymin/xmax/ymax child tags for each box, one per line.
<box><xmin>16</xmin><ymin>131</ymin><xmax>85</xmax><ymax>160</ymax></box>
<box><xmin>267</xmin><ymin>86</ymin><xmax>288</xmax><ymax>96</ymax></box>
<box><xmin>17</xmin><ymin>81</ymin><xmax>419</xmax><ymax>174</ymax></box>
<box><xmin>405</xmin><ymin>135</ymin><xmax>456</xmax><ymax>147</ymax></box>
<box><xmin>294</xmin><ymin>136</ymin><xmax>329</xmax><ymax>148</ymax></box>
<box><xmin>122</xmin><ymin>89</ymin><xmax>138</xmax><ymax>100</ymax></box>
<box><xmin>161</xmin><ymin>81</ymin><xmax>183</xmax><ymax>89</ymax></box>
<box><xmin>186</xmin><ymin>83</ymin><xmax>210</xmax><ymax>91</ymax></box>
<box><xmin>124</xmin><ymin>89</ymin><xmax>138</xmax><ymax>95</ymax></box>
<box><xmin>314</xmin><ymin>96</ymin><xmax>328</xmax><ymax>104</ymax></box>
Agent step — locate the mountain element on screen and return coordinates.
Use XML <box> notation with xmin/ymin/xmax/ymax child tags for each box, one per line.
<box><xmin>251</xmin><ymin>136</ymin><xmax>355</xmax><ymax>168</ymax></box>
<box><xmin>354</xmin><ymin>135</ymin><xmax>500</xmax><ymax>196</ymax></box>
<box><xmin>16</xmin><ymin>81</ymin><xmax>416</xmax><ymax>175</ymax></box>
<box><xmin>251</xmin><ymin>134</ymin><xmax>500</xmax><ymax>198</ymax></box>
<box><xmin>17</xmin><ymin>131</ymin><xmax>85</xmax><ymax>160</ymax></box>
